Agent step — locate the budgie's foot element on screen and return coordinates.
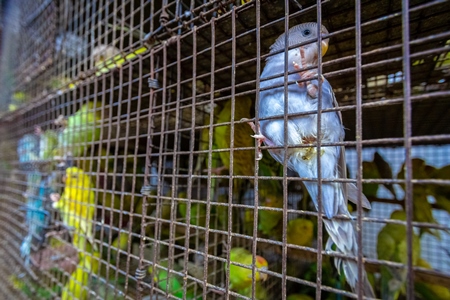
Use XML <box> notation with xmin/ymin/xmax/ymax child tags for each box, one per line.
<box><xmin>54</xmin><ymin>114</ymin><xmax>67</xmax><ymax>127</ymax></box>
<box><xmin>45</xmin><ymin>230</ymin><xmax>64</xmax><ymax>239</ymax></box>
<box><xmin>240</xmin><ymin>118</ymin><xmax>265</xmax><ymax>160</ymax></box>
<box><xmin>50</xmin><ymin>193</ymin><xmax>60</xmax><ymax>203</ymax></box>
<box><xmin>140</xmin><ymin>184</ymin><xmax>156</xmax><ymax>196</ymax></box>
<box><xmin>34</xmin><ymin>125</ymin><xmax>42</xmax><ymax>135</ymax></box>
<box><xmin>293</xmin><ymin>47</ymin><xmax>325</xmax><ymax>99</ymax></box>
<box><xmin>240</xmin><ymin>118</ymin><xmax>257</xmax><ymax>132</ymax></box>
<box><xmin>45</xmin><ymin>229</ymin><xmax>71</xmax><ymax>247</ymax></box>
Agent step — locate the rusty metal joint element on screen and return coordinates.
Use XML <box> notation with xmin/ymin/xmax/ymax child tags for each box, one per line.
<box><xmin>135</xmin><ymin>264</ymin><xmax>150</xmax><ymax>280</ymax></box>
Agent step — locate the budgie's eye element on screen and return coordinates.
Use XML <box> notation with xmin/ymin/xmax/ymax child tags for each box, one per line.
<box><xmin>303</xmin><ymin>29</ymin><xmax>311</xmax><ymax>36</ymax></box>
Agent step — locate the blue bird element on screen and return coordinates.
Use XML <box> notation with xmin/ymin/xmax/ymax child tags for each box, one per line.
<box><xmin>20</xmin><ymin>172</ymin><xmax>49</xmax><ymax>267</ymax></box>
<box><xmin>17</xmin><ymin>133</ymin><xmax>39</xmax><ymax>166</ymax></box>
<box><xmin>17</xmin><ymin>129</ymin><xmax>60</xmax><ymax>267</ymax></box>
<box><xmin>246</xmin><ymin>23</ymin><xmax>374</xmax><ymax>297</ymax></box>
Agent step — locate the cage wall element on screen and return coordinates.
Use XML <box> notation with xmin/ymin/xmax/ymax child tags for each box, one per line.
<box><xmin>0</xmin><ymin>0</ymin><xmax>449</xmax><ymax>299</ymax></box>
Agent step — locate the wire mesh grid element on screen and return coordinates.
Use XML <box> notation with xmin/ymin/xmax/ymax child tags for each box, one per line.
<box><xmin>0</xmin><ymin>0</ymin><xmax>449</xmax><ymax>299</ymax></box>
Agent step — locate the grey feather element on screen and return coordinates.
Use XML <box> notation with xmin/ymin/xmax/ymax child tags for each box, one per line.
<box><xmin>270</xmin><ymin>23</ymin><xmax>329</xmax><ymax>54</ymax></box>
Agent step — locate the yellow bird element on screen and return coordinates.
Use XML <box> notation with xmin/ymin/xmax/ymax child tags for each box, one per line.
<box><xmin>287</xmin><ymin>218</ymin><xmax>314</xmax><ymax>248</ymax></box>
<box><xmin>62</xmin><ymin>234</ymin><xmax>100</xmax><ymax>300</ymax></box>
<box><xmin>229</xmin><ymin>247</ymin><xmax>269</xmax><ymax>292</ymax></box>
<box><xmin>214</xmin><ymin>96</ymin><xmax>255</xmax><ymax>178</ymax></box>
<box><xmin>53</xmin><ymin>167</ymin><xmax>96</xmax><ymax>250</ymax></box>
<box><xmin>286</xmin><ymin>218</ymin><xmax>315</xmax><ymax>261</ymax></box>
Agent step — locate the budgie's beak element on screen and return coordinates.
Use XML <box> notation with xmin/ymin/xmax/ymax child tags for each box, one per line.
<box><xmin>321</xmin><ymin>39</ymin><xmax>329</xmax><ymax>57</ymax></box>
<box><xmin>321</xmin><ymin>27</ymin><xmax>329</xmax><ymax>57</ymax></box>
<box><xmin>259</xmin><ymin>266</ymin><xmax>268</xmax><ymax>281</ymax></box>
<box><xmin>255</xmin><ymin>255</ymin><xmax>269</xmax><ymax>281</ymax></box>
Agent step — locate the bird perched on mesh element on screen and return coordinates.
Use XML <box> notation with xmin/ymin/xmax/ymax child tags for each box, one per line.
<box><xmin>246</xmin><ymin>22</ymin><xmax>374</xmax><ymax>297</ymax></box>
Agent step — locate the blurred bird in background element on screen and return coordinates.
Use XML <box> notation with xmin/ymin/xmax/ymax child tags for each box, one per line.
<box><xmin>61</xmin><ymin>234</ymin><xmax>100</xmax><ymax>300</ymax></box>
<box><xmin>52</xmin><ymin>167</ymin><xmax>97</xmax><ymax>250</ymax></box>
<box><xmin>228</xmin><ymin>247</ymin><xmax>269</xmax><ymax>294</ymax></box>
<box><xmin>18</xmin><ymin>127</ymin><xmax>60</xmax><ymax>268</ymax></box>
<box><xmin>377</xmin><ymin>210</ymin><xmax>421</xmax><ymax>300</ymax></box>
<box><xmin>17</xmin><ymin>132</ymin><xmax>40</xmax><ymax>165</ymax></box>
<box><xmin>20</xmin><ymin>171</ymin><xmax>46</xmax><ymax>267</ymax></box>
<box><xmin>53</xmin><ymin>102</ymin><xmax>102</xmax><ymax>163</ymax></box>
<box><xmin>55</xmin><ymin>32</ymin><xmax>88</xmax><ymax>60</ymax></box>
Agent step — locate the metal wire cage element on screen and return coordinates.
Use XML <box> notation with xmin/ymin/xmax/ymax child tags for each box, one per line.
<box><xmin>0</xmin><ymin>0</ymin><xmax>449</xmax><ymax>299</ymax></box>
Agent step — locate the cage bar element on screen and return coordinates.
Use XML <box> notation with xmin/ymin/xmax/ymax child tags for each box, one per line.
<box><xmin>0</xmin><ymin>0</ymin><xmax>449</xmax><ymax>299</ymax></box>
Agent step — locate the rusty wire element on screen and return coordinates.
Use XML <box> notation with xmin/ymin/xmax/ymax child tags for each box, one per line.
<box><xmin>0</xmin><ymin>0</ymin><xmax>449</xmax><ymax>299</ymax></box>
